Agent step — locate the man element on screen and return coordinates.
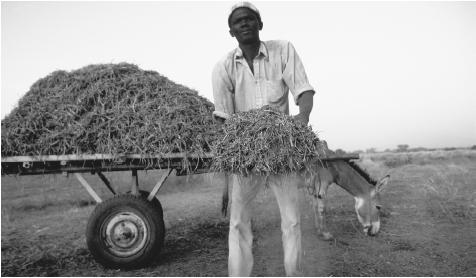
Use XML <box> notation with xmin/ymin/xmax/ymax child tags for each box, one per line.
<box><xmin>212</xmin><ymin>2</ymin><xmax>315</xmax><ymax>276</ymax></box>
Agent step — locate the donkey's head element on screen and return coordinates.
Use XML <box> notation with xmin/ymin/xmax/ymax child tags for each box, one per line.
<box><xmin>354</xmin><ymin>175</ymin><xmax>389</xmax><ymax>236</ymax></box>
<box><xmin>331</xmin><ymin>160</ymin><xmax>390</xmax><ymax>236</ymax></box>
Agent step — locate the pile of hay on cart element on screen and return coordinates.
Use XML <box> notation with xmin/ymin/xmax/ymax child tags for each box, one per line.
<box><xmin>1</xmin><ymin>63</ymin><xmax>220</xmax><ymax>158</ymax></box>
<box><xmin>2</xmin><ymin>63</ymin><xmax>324</xmax><ymax>176</ymax></box>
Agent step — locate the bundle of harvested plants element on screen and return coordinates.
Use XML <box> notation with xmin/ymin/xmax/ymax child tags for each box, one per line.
<box><xmin>1</xmin><ymin>63</ymin><xmax>220</xmax><ymax>159</ymax></box>
<box><xmin>212</xmin><ymin>106</ymin><xmax>324</xmax><ymax>176</ymax></box>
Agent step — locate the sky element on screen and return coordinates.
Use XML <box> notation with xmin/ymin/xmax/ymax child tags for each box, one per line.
<box><xmin>1</xmin><ymin>1</ymin><xmax>475</xmax><ymax>152</ymax></box>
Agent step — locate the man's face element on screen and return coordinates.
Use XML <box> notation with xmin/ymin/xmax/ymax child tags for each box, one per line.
<box><xmin>229</xmin><ymin>8</ymin><xmax>262</xmax><ymax>45</ymax></box>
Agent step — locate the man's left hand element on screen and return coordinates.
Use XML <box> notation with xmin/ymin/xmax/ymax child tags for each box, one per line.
<box><xmin>293</xmin><ymin>113</ymin><xmax>309</xmax><ymax>125</ymax></box>
<box><xmin>295</xmin><ymin>90</ymin><xmax>314</xmax><ymax>125</ymax></box>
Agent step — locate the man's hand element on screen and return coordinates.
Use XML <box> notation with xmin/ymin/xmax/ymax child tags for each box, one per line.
<box><xmin>295</xmin><ymin>90</ymin><xmax>314</xmax><ymax>125</ymax></box>
<box><xmin>293</xmin><ymin>113</ymin><xmax>309</xmax><ymax>125</ymax></box>
<box><xmin>213</xmin><ymin>115</ymin><xmax>226</xmax><ymax>125</ymax></box>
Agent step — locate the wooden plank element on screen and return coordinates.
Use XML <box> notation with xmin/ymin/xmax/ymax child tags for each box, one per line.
<box><xmin>320</xmin><ymin>155</ymin><xmax>359</xmax><ymax>161</ymax></box>
<box><xmin>1</xmin><ymin>152</ymin><xmax>356</xmax><ymax>163</ymax></box>
<box><xmin>0</xmin><ymin>159</ymin><xmax>203</xmax><ymax>176</ymax></box>
<box><xmin>1</xmin><ymin>153</ymin><xmax>358</xmax><ymax>176</ymax></box>
<box><xmin>1</xmin><ymin>152</ymin><xmax>215</xmax><ymax>162</ymax></box>
<box><xmin>147</xmin><ymin>169</ymin><xmax>173</xmax><ymax>201</ymax></box>
<box><xmin>97</xmin><ymin>172</ymin><xmax>116</xmax><ymax>194</ymax></box>
<box><xmin>131</xmin><ymin>170</ymin><xmax>139</xmax><ymax>196</ymax></box>
<box><xmin>74</xmin><ymin>173</ymin><xmax>102</xmax><ymax>203</ymax></box>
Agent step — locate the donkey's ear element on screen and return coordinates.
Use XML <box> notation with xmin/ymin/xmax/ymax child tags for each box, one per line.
<box><xmin>375</xmin><ymin>175</ymin><xmax>390</xmax><ymax>192</ymax></box>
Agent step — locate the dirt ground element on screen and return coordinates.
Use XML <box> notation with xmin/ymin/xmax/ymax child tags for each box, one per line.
<box><xmin>1</xmin><ymin>150</ymin><xmax>476</xmax><ymax>276</ymax></box>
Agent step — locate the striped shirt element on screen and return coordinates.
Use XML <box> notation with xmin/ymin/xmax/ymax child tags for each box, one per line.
<box><xmin>212</xmin><ymin>40</ymin><xmax>314</xmax><ymax>119</ymax></box>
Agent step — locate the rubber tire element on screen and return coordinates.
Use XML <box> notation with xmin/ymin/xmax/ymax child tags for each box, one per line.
<box><xmin>86</xmin><ymin>194</ymin><xmax>165</xmax><ymax>269</ymax></box>
<box><xmin>128</xmin><ymin>190</ymin><xmax>162</xmax><ymax>210</ymax></box>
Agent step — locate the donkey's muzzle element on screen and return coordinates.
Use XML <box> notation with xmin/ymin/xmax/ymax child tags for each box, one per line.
<box><xmin>364</xmin><ymin>222</ymin><xmax>380</xmax><ymax>236</ymax></box>
<box><xmin>364</xmin><ymin>225</ymin><xmax>377</xmax><ymax>236</ymax></box>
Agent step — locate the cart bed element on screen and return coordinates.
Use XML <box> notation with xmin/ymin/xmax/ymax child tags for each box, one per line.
<box><xmin>1</xmin><ymin>153</ymin><xmax>214</xmax><ymax>176</ymax></box>
<box><xmin>1</xmin><ymin>153</ymin><xmax>359</xmax><ymax>176</ymax></box>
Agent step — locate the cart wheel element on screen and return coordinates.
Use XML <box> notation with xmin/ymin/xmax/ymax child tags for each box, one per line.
<box><xmin>127</xmin><ymin>190</ymin><xmax>162</xmax><ymax>210</ymax></box>
<box><xmin>86</xmin><ymin>194</ymin><xmax>165</xmax><ymax>269</ymax></box>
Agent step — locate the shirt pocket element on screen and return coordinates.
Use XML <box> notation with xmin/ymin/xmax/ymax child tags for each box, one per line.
<box><xmin>265</xmin><ymin>79</ymin><xmax>285</xmax><ymax>103</ymax></box>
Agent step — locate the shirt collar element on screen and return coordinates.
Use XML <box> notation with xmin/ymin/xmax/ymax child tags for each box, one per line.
<box><xmin>234</xmin><ymin>41</ymin><xmax>268</xmax><ymax>61</ymax></box>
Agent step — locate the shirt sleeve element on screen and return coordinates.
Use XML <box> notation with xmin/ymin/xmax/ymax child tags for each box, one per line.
<box><xmin>282</xmin><ymin>41</ymin><xmax>315</xmax><ymax>105</ymax></box>
<box><xmin>212</xmin><ymin>60</ymin><xmax>235</xmax><ymax>119</ymax></box>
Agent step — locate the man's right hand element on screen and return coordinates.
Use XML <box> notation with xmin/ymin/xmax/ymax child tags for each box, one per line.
<box><xmin>213</xmin><ymin>115</ymin><xmax>226</xmax><ymax>125</ymax></box>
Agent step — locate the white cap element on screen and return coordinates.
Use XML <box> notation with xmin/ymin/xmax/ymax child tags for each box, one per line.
<box><xmin>228</xmin><ymin>1</ymin><xmax>261</xmax><ymax>24</ymax></box>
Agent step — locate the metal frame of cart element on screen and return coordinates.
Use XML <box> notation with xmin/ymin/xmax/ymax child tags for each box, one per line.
<box><xmin>1</xmin><ymin>153</ymin><xmax>358</xmax><ymax>269</ymax></box>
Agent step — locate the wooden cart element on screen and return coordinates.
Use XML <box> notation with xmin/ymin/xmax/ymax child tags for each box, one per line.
<box><xmin>1</xmin><ymin>152</ymin><xmax>358</xmax><ymax>269</ymax></box>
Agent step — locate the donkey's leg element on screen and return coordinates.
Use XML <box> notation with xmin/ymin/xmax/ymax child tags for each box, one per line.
<box><xmin>309</xmin><ymin>176</ymin><xmax>322</xmax><ymax>232</ymax></box>
<box><xmin>311</xmin><ymin>191</ymin><xmax>320</xmax><ymax>231</ymax></box>
<box><xmin>310</xmin><ymin>180</ymin><xmax>333</xmax><ymax>240</ymax></box>
<box><xmin>316</xmin><ymin>182</ymin><xmax>333</xmax><ymax>240</ymax></box>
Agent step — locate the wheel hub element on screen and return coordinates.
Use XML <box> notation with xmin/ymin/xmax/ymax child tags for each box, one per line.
<box><xmin>103</xmin><ymin>212</ymin><xmax>148</xmax><ymax>257</ymax></box>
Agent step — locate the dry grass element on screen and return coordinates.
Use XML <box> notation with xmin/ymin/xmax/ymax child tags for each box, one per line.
<box><xmin>360</xmin><ymin>149</ymin><xmax>476</xmax><ymax>222</ymax></box>
<box><xmin>363</xmin><ymin>149</ymin><xmax>476</xmax><ymax>168</ymax></box>
<box><xmin>420</xmin><ymin>165</ymin><xmax>475</xmax><ymax>222</ymax></box>
<box><xmin>212</xmin><ymin>106</ymin><xmax>323</xmax><ymax>176</ymax></box>
<box><xmin>1</xmin><ymin>63</ymin><xmax>220</xmax><ymax>158</ymax></box>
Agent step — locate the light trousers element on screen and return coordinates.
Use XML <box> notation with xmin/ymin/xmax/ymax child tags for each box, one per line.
<box><xmin>228</xmin><ymin>173</ymin><xmax>303</xmax><ymax>276</ymax></box>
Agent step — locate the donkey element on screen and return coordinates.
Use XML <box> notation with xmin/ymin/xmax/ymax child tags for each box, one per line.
<box><xmin>221</xmin><ymin>159</ymin><xmax>389</xmax><ymax>238</ymax></box>
<box><xmin>304</xmin><ymin>160</ymin><xmax>389</xmax><ymax>239</ymax></box>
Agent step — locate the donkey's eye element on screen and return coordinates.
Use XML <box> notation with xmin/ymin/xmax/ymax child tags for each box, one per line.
<box><xmin>376</xmin><ymin>205</ymin><xmax>382</xmax><ymax>210</ymax></box>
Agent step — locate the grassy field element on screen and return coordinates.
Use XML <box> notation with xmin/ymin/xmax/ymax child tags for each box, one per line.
<box><xmin>1</xmin><ymin>149</ymin><xmax>475</xmax><ymax>276</ymax></box>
